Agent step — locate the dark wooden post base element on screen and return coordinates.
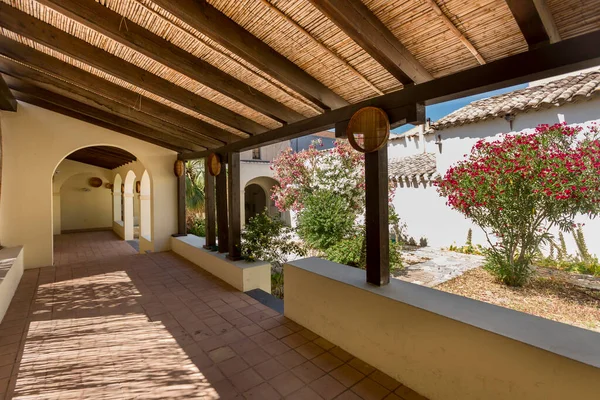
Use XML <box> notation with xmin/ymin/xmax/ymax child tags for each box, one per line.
<box><xmin>216</xmin><ymin>162</ymin><xmax>229</xmax><ymax>253</ymax></box>
<box><xmin>203</xmin><ymin>157</ymin><xmax>217</xmax><ymax>250</ymax></box>
<box><xmin>227</xmin><ymin>152</ymin><xmax>242</xmax><ymax>261</ymax></box>
<box><xmin>365</xmin><ymin>146</ymin><xmax>390</xmax><ymax>286</ymax></box>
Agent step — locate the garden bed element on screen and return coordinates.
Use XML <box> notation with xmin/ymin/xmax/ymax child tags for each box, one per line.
<box><xmin>436</xmin><ymin>267</ymin><xmax>600</xmax><ymax>332</ymax></box>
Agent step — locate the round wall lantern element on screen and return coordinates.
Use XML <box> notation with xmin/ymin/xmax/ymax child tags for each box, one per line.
<box><xmin>346</xmin><ymin>107</ymin><xmax>390</xmax><ymax>153</ymax></box>
<box><xmin>88</xmin><ymin>177</ymin><xmax>103</xmax><ymax>188</ymax></box>
<box><xmin>105</xmin><ymin>183</ymin><xmax>113</xmax><ymax>190</ymax></box>
<box><xmin>207</xmin><ymin>153</ymin><xmax>222</xmax><ymax>176</ymax></box>
<box><xmin>174</xmin><ymin>159</ymin><xmax>185</xmax><ymax>177</ymax></box>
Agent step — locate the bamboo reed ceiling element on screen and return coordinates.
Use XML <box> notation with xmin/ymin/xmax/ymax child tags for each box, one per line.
<box><xmin>0</xmin><ymin>0</ymin><xmax>599</xmax><ymax>152</ymax></box>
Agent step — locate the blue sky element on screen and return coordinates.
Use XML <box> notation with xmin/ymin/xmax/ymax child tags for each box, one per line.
<box><xmin>391</xmin><ymin>83</ymin><xmax>527</xmax><ymax>134</ymax></box>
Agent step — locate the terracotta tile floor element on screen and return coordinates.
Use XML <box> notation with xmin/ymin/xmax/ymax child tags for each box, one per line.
<box><xmin>0</xmin><ymin>232</ymin><xmax>427</xmax><ymax>399</ymax></box>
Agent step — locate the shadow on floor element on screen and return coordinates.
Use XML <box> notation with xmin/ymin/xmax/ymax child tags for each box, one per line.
<box><xmin>0</xmin><ymin>232</ymin><xmax>427</xmax><ymax>399</ymax></box>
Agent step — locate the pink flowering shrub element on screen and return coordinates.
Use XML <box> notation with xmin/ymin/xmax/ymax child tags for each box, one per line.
<box><xmin>271</xmin><ymin>139</ymin><xmax>365</xmax><ymax>213</ymax></box>
<box><xmin>436</xmin><ymin>123</ymin><xmax>600</xmax><ymax>286</ymax></box>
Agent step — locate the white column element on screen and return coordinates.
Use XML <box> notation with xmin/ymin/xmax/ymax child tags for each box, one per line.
<box><xmin>124</xmin><ymin>193</ymin><xmax>134</xmax><ymax>240</ymax></box>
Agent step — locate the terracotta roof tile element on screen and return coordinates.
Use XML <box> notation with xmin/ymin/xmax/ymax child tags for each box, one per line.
<box><xmin>432</xmin><ymin>69</ymin><xmax>600</xmax><ymax>130</ymax></box>
<box><xmin>389</xmin><ymin>153</ymin><xmax>436</xmax><ymax>179</ymax></box>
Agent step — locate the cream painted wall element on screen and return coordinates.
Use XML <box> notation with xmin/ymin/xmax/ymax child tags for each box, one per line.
<box><xmin>53</xmin><ymin>159</ymin><xmax>113</xmax><ymax>233</ymax></box>
<box><xmin>60</xmin><ymin>173</ymin><xmax>112</xmax><ymax>231</ymax></box>
<box><xmin>285</xmin><ymin>259</ymin><xmax>600</xmax><ymax>400</ymax></box>
<box><xmin>0</xmin><ymin>102</ymin><xmax>178</xmax><ymax>268</ymax></box>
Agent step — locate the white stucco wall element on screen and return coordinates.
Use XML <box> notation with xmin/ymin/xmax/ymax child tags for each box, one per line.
<box><xmin>390</xmin><ymin>98</ymin><xmax>600</xmax><ymax>255</ymax></box>
<box><xmin>240</xmin><ymin>141</ymin><xmax>289</xmax><ymax>162</ymax></box>
<box><xmin>0</xmin><ymin>102</ymin><xmax>178</xmax><ymax>268</ymax></box>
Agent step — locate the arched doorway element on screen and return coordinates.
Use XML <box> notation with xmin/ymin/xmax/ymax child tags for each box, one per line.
<box><xmin>244</xmin><ymin>183</ymin><xmax>266</xmax><ymax>223</ymax></box>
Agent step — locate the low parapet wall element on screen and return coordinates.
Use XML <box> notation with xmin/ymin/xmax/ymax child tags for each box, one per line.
<box><xmin>0</xmin><ymin>246</ymin><xmax>24</xmax><ymax>323</ymax></box>
<box><xmin>284</xmin><ymin>257</ymin><xmax>600</xmax><ymax>400</ymax></box>
<box><xmin>171</xmin><ymin>235</ymin><xmax>271</xmax><ymax>293</ymax></box>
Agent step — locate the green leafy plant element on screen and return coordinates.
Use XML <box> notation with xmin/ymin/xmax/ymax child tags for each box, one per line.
<box><xmin>325</xmin><ymin>229</ymin><xmax>403</xmax><ymax>271</ymax></box>
<box><xmin>466</xmin><ymin>228</ymin><xmax>473</xmax><ymax>247</ymax></box>
<box><xmin>419</xmin><ymin>237</ymin><xmax>428</xmax><ymax>247</ymax></box>
<box><xmin>296</xmin><ymin>190</ymin><xmax>356</xmax><ymax>251</ymax></box>
<box><xmin>241</xmin><ymin>210</ymin><xmax>305</xmax><ymax>266</ymax></box>
<box><xmin>437</xmin><ymin>123</ymin><xmax>600</xmax><ymax>286</ymax></box>
<box><xmin>187</xmin><ymin>214</ymin><xmax>206</xmax><ymax>237</ymax></box>
<box><xmin>573</xmin><ymin>226</ymin><xmax>591</xmax><ymax>263</ymax></box>
<box><xmin>558</xmin><ymin>231</ymin><xmax>568</xmax><ymax>261</ymax></box>
<box><xmin>271</xmin><ymin>270</ymin><xmax>284</xmax><ymax>299</ymax></box>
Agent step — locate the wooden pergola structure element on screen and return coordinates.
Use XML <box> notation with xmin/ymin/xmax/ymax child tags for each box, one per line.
<box><xmin>1</xmin><ymin>0</ymin><xmax>599</xmax><ymax>285</ymax></box>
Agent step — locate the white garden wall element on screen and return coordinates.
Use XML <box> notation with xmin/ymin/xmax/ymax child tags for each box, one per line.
<box><xmin>390</xmin><ymin>98</ymin><xmax>600</xmax><ymax>255</ymax></box>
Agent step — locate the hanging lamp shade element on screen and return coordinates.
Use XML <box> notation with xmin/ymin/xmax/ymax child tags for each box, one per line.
<box><xmin>88</xmin><ymin>177</ymin><xmax>103</xmax><ymax>188</ymax></box>
<box><xmin>346</xmin><ymin>107</ymin><xmax>390</xmax><ymax>153</ymax></box>
<box><xmin>174</xmin><ymin>159</ymin><xmax>185</xmax><ymax>177</ymax></box>
<box><xmin>207</xmin><ymin>153</ymin><xmax>222</xmax><ymax>176</ymax></box>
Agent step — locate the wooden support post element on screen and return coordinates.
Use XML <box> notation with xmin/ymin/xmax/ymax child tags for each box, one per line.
<box><xmin>175</xmin><ymin>168</ymin><xmax>186</xmax><ymax>236</ymax></box>
<box><xmin>203</xmin><ymin>157</ymin><xmax>216</xmax><ymax>249</ymax></box>
<box><xmin>227</xmin><ymin>152</ymin><xmax>242</xmax><ymax>260</ymax></box>
<box><xmin>216</xmin><ymin>161</ymin><xmax>229</xmax><ymax>253</ymax></box>
<box><xmin>365</xmin><ymin>145</ymin><xmax>390</xmax><ymax>286</ymax></box>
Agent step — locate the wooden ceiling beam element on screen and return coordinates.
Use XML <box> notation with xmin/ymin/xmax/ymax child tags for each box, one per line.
<box><xmin>421</xmin><ymin>0</ymin><xmax>485</xmax><ymax>65</ymax></box>
<box><xmin>79</xmin><ymin>148</ymin><xmax>135</xmax><ymax>163</ymax></box>
<box><xmin>0</xmin><ymin>36</ymin><xmax>241</xmax><ymax>144</ymax></box>
<box><xmin>308</xmin><ymin>0</ymin><xmax>433</xmax><ymax>85</ymax></box>
<box><xmin>0</xmin><ymin>74</ymin><xmax>16</xmax><ymax>111</ymax></box>
<box><xmin>1</xmin><ymin>67</ymin><xmax>212</xmax><ymax>150</ymax></box>
<box><xmin>180</xmin><ymin>28</ymin><xmax>600</xmax><ymax>159</ymax></box>
<box><xmin>36</xmin><ymin>0</ymin><xmax>304</xmax><ymax>125</ymax></box>
<box><xmin>505</xmin><ymin>0</ymin><xmax>550</xmax><ymax>48</ymax></box>
<box><xmin>532</xmin><ymin>0</ymin><xmax>561</xmax><ymax>43</ymax></box>
<box><xmin>12</xmin><ymin>92</ymin><xmax>188</xmax><ymax>153</ymax></box>
<box><xmin>10</xmin><ymin>88</ymin><xmax>200</xmax><ymax>153</ymax></box>
<box><xmin>150</xmin><ymin>0</ymin><xmax>349</xmax><ymax>111</ymax></box>
<box><xmin>0</xmin><ymin>3</ymin><xmax>266</xmax><ymax>135</ymax></box>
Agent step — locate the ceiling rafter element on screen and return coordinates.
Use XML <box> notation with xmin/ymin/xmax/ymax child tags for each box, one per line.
<box><xmin>66</xmin><ymin>146</ymin><xmax>137</xmax><ymax>170</ymax></box>
<box><xmin>0</xmin><ymin>2</ymin><xmax>267</xmax><ymax>135</ymax></box>
<box><xmin>149</xmin><ymin>0</ymin><xmax>349</xmax><ymax>111</ymax></box>
<box><xmin>505</xmin><ymin>0</ymin><xmax>550</xmax><ymax>48</ymax></box>
<box><xmin>420</xmin><ymin>0</ymin><xmax>485</xmax><ymax>65</ymax></box>
<box><xmin>308</xmin><ymin>0</ymin><xmax>433</xmax><ymax>85</ymax></box>
<box><xmin>0</xmin><ymin>35</ymin><xmax>241</xmax><ymax>145</ymax></box>
<box><xmin>132</xmin><ymin>1</ymin><xmax>323</xmax><ymax>116</ymax></box>
<box><xmin>257</xmin><ymin>0</ymin><xmax>384</xmax><ymax>96</ymax></box>
<box><xmin>36</xmin><ymin>0</ymin><xmax>305</xmax><ymax>125</ymax></box>
<box><xmin>532</xmin><ymin>0</ymin><xmax>561</xmax><ymax>43</ymax></box>
<box><xmin>0</xmin><ymin>73</ymin><xmax>16</xmax><ymax>111</ymax></box>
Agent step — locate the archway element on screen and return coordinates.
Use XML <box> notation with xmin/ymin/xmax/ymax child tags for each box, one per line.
<box><xmin>244</xmin><ymin>184</ymin><xmax>267</xmax><ymax>223</ymax></box>
<box><xmin>243</xmin><ymin>176</ymin><xmax>291</xmax><ymax>225</ymax></box>
<box><xmin>140</xmin><ymin>170</ymin><xmax>151</xmax><ymax>240</ymax></box>
<box><xmin>124</xmin><ymin>170</ymin><xmax>137</xmax><ymax>240</ymax></box>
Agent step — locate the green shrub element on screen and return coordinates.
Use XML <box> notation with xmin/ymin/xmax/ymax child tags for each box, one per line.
<box><xmin>241</xmin><ymin>210</ymin><xmax>305</xmax><ymax>266</ymax></box>
<box><xmin>296</xmin><ymin>190</ymin><xmax>356</xmax><ymax>251</ymax></box>
<box><xmin>419</xmin><ymin>237</ymin><xmax>428</xmax><ymax>247</ymax></box>
<box><xmin>187</xmin><ymin>214</ymin><xmax>206</xmax><ymax>237</ymax></box>
<box><xmin>325</xmin><ymin>235</ymin><xmax>365</xmax><ymax>268</ymax></box>
<box><xmin>271</xmin><ymin>270</ymin><xmax>284</xmax><ymax>299</ymax></box>
<box><xmin>325</xmin><ymin>230</ymin><xmax>403</xmax><ymax>271</ymax></box>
